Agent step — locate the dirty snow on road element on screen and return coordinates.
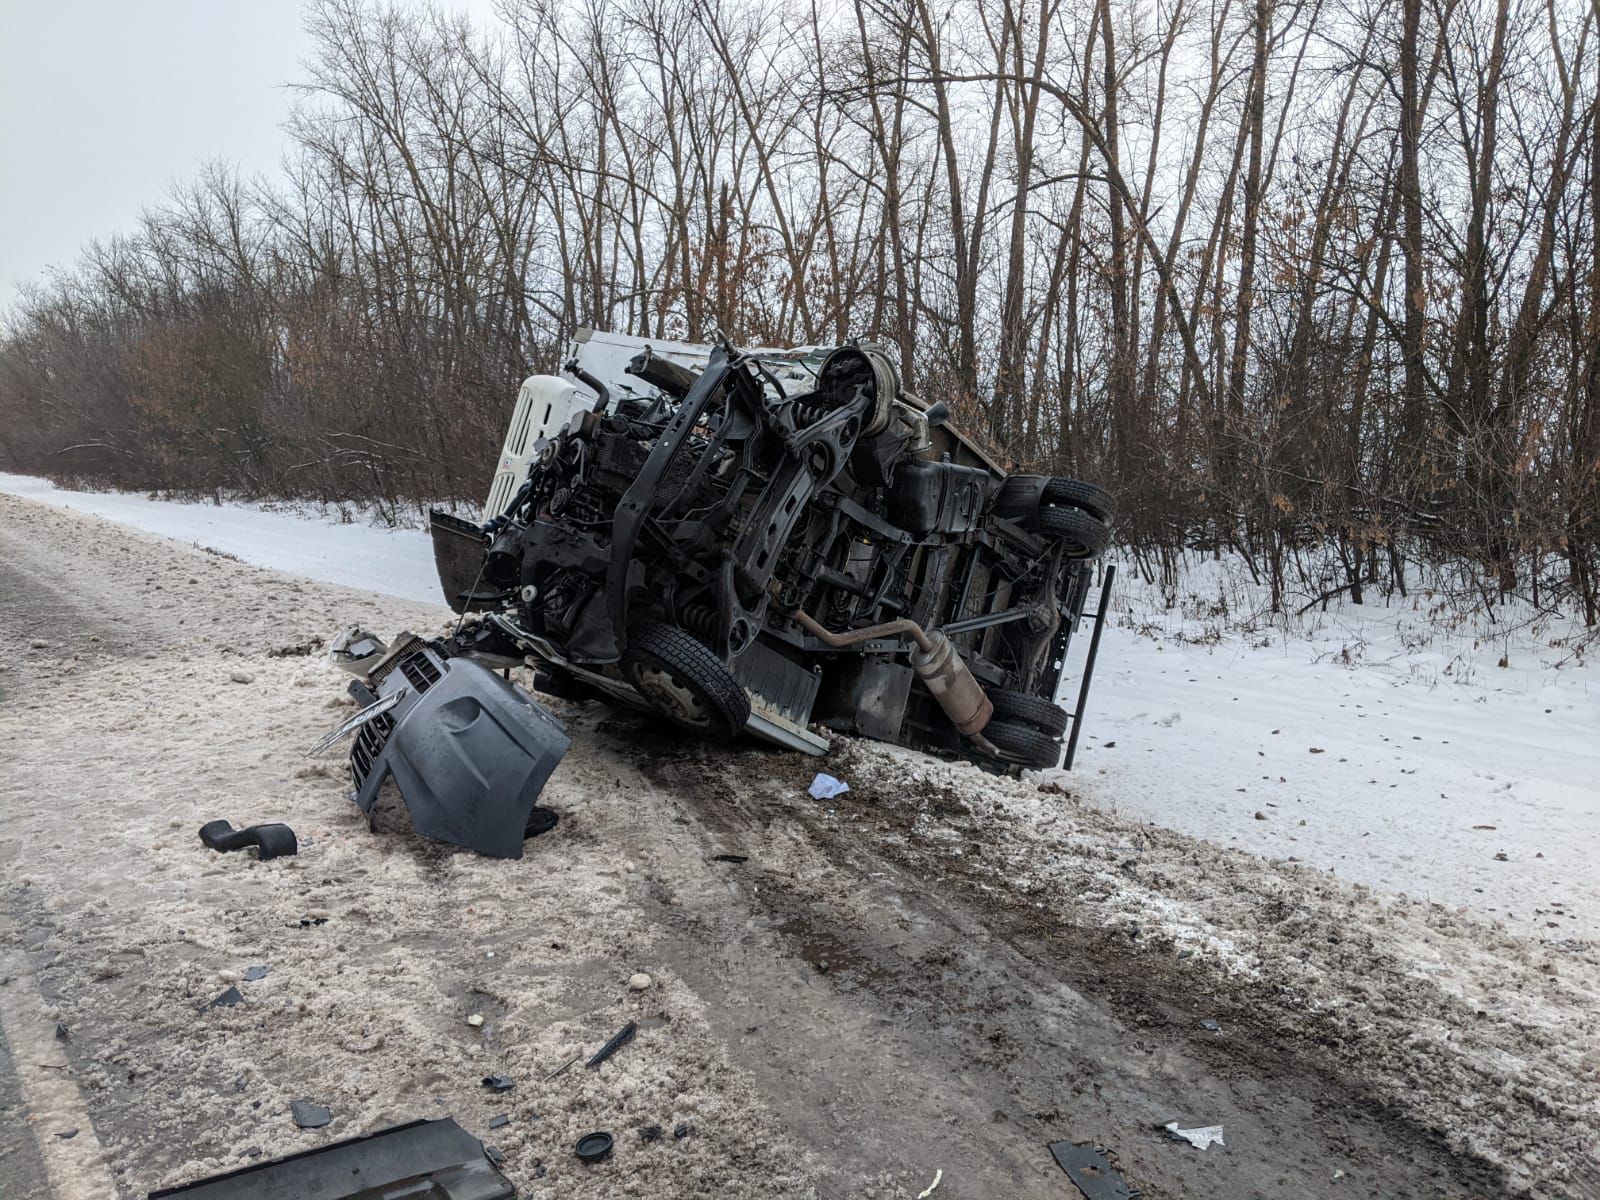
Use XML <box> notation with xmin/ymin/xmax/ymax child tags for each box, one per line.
<box><xmin>3</xmin><ymin>491</ymin><xmax>1599</xmax><ymax>1199</ymax></box>
<box><xmin>6</xmin><ymin>472</ymin><xmax>1595</xmax><ymax>938</ymax></box>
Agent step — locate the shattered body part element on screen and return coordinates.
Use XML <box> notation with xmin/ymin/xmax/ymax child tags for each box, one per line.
<box><xmin>1049</xmin><ymin>1141</ymin><xmax>1140</xmax><ymax>1199</ymax></box>
<box><xmin>337</xmin><ymin>637</ymin><xmax>570</xmax><ymax>858</ymax></box>
<box><xmin>197</xmin><ymin>820</ymin><xmax>298</xmax><ymax>860</ymax></box>
<box><xmin>147</xmin><ymin>1117</ymin><xmax>514</xmax><ymax>1199</ymax></box>
<box><xmin>430</xmin><ymin>327</ymin><xmax>1116</xmax><ymax>772</ymax></box>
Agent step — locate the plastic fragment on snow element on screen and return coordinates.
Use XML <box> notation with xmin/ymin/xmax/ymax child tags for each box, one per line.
<box><xmin>202</xmin><ymin>986</ymin><xmax>244</xmax><ymax>1011</ymax></box>
<box><xmin>808</xmin><ymin>773</ymin><xmax>849</xmax><ymax>800</ymax></box>
<box><xmin>1161</xmin><ymin>1122</ymin><xmax>1224</xmax><ymax>1150</ymax></box>
<box><xmin>243</xmin><ymin>965</ymin><xmax>270</xmax><ymax>982</ymax></box>
<box><xmin>290</xmin><ymin>1100</ymin><xmax>332</xmax><ymax>1129</ymax></box>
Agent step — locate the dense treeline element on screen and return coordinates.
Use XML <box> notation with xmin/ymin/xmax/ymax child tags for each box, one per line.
<box><xmin>2</xmin><ymin>0</ymin><xmax>1597</xmax><ymax>618</ymax></box>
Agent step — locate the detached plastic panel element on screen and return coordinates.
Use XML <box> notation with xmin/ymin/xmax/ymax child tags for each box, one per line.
<box><xmin>147</xmin><ymin>1117</ymin><xmax>515</xmax><ymax>1200</ymax></box>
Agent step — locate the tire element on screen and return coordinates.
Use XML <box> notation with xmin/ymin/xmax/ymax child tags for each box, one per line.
<box><xmin>983</xmin><ymin>718</ymin><xmax>1062</xmax><ymax>769</ymax></box>
<box><xmin>987</xmin><ymin>688</ymin><xmax>1070</xmax><ymax>737</ymax></box>
<box><xmin>1042</xmin><ymin>476</ymin><xmax>1113</xmax><ymax>523</ymax></box>
<box><xmin>621</xmin><ymin>621</ymin><xmax>751</xmax><ymax>740</ymax></box>
<box><xmin>1037</xmin><ymin>504</ymin><xmax>1111</xmax><ymax>559</ymax></box>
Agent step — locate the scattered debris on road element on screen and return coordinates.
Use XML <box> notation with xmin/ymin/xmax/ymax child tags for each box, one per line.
<box><xmin>1048</xmin><ymin>1141</ymin><xmax>1139</xmax><ymax>1199</ymax></box>
<box><xmin>243</xmin><ymin>965</ymin><xmax>270</xmax><ymax>982</ymax></box>
<box><xmin>586</xmin><ymin>1020</ymin><xmax>638</xmax><ymax>1069</ymax></box>
<box><xmin>201</xmin><ymin>986</ymin><xmax>243</xmax><ymax>1011</ymax></box>
<box><xmin>198</xmin><ymin>819</ymin><xmax>298</xmax><ymax>860</ymax></box>
<box><xmin>289</xmin><ymin>1100</ymin><xmax>332</xmax><ymax>1129</ymax></box>
<box><xmin>916</xmin><ymin>1167</ymin><xmax>944</xmax><ymax>1197</ymax></box>
<box><xmin>480</xmin><ymin>1074</ymin><xmax>514</xmax><ymax>1092</ymax></box>
<box><xmin>1160</xmin><ymin>1122</ymin><xmax>1225</xmax><ymax>1150</ymax></box>
<box><xmin>147</xmin><ymin>1118</ymin><xmax>513</xmax><ymax>1199</ymax></box>
<box><xmin>574</xmin><ymin>1131</ymin><xmax>614</xmax><ymax>1163</ymax></box>
<box><xmin>809</xmin><ymin>772</ymin><xmax>850</xmax><ymax>800</ymax></box>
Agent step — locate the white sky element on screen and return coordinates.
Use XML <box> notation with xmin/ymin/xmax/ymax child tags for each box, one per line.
<box><xmin>0</xmin><ymin>0</ymin><xmax>497</xmax><ymax>308</ymax></box>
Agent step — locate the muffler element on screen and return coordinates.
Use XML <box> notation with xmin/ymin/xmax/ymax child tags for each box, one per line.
<box><xmin>789</xmin><ymin>610</ymin><xmax>993</xmax><ymax>738</ymax></box>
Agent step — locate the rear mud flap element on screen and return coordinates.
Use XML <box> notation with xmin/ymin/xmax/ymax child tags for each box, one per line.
<box><xmin>429</xmin><ymin>510</ymin><xmax>493</xmax><ymax>614</ymax></box>
<box><xmin>352</xmin><ymin>656</ymin><xmax>570</xmax><ymax>858</ymax></box>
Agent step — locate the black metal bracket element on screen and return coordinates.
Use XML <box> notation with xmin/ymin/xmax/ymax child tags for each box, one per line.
<box><xmin>1063</xmin><ymin>562</ymin><xmax>1116</xmax><ymax>771</ymax></box>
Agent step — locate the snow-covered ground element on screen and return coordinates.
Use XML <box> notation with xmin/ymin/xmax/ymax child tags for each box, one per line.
<box><xmin>5</xmin><ymin>472</ymin><xmax>1596</xmax><ymax>938</ymax></box>
<box><xmin>0</xmin><ymin>473</ymin><xmax>442</xmax><ymax>604</ymax></box>
<box><xmin>1057</xmin><ymin>559</ymin><xmax>1600</xmax><ymax>939</ymax></box>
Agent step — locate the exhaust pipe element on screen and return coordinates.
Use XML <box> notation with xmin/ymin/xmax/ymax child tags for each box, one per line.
<box><xmin>789</xmin><ymin>610</ymin><xmax>994</xmax><ymax>739</ymax></box>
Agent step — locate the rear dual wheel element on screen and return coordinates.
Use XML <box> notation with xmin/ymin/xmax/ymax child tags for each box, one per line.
<box><xmin>981</xmin><ymin>687</ymin><xmax>1069</xmax><ymax>769</ymax></box>
<box><xmin>1037</xmin><ymin>504</ymin><xmax>1111</xmax><ymax>559</ymax></box>
<box><xmin>983</xmin><ymin>718</ymin><xmax>1063</xmax><ymax>770</ymax></box>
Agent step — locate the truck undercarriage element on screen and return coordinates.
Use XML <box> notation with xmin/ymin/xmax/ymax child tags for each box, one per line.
<box><xmin>426</xmin><ymin>330</ymin><xmax>1112</xmax><ymax>772</ymax></box>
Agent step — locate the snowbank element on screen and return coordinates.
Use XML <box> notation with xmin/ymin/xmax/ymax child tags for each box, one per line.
<box><xmin>1055</xmin><ymin>557</ymin><xmax>1600</xmax><ymax>937</ymax></box>
<box><xmin>0</xmin><ymin>472</ymin><xmax>443</xmax><ymax>604</ymax></box>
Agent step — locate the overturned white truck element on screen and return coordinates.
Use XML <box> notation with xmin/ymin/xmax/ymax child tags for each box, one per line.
<box><xmin>432</xmin><ymin>329</ymin><xmax>1115</xmax><ymax>768</ymax></box>
<box><xmin>323</xmin><ymin>330</ymin><xmax>1115</xmax><ymax>856</ymax></box>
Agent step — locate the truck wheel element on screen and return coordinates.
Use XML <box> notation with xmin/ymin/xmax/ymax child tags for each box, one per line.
<box><xmin>983</xmin><ymin>719</ymin><xmax>1062</xmax><ymax>769</ymax></box>
<box><xmin>622</xmin><ymin>622</ymin><xmax>751</xmax><ymax>740</ymax></box>
<box><xmin>1037</xmin><ymin>505</ymin><xmax>1111</xmax><ymax>559</ymax></box>
<box><xmin>1042</xmin><ymin>477</ymin><xmax>1113</xmax><ymax>523</ymax></box>
<box><xmin>986</xmin><ymin>689</ymin><xmax>1070</xmax><ymax>737</ymax></box>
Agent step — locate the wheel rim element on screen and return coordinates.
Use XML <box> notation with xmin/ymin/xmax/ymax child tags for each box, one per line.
<box><xmin>632</xmin><ymin>663</ymin><xmax>713</xmax><ymax>729</ymax></box>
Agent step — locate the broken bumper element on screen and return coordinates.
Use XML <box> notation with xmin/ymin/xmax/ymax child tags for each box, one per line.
<box><xmin>349</xmin><ymin>643</ymin><xmax>570</xmax><ymax>858</ymax></box>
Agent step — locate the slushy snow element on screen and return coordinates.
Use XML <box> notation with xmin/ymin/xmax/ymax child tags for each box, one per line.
<box><xmin>4</xmin><ymin>472</ymin><xmax>1595</xmax><ymax>937</ymax></box>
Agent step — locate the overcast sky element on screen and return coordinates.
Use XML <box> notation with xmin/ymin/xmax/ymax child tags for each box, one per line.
<box><xmin>0</xmin><ymin>1</ymin><xmax>496</xmax><ymax>308</ymax></box>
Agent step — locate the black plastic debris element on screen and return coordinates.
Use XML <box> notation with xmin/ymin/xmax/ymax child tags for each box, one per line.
<box><xmin>544</xmin><ymin>1054</ymin><xmax>581</xmax><ymax>1081</ymax></box>
<box><xmin>526</xmin><ymin>807</ymin><xmax>560</xmax><ymax>838</ymax></box>
<box><xmin>243</xmin><ymin>966</ymin><xmax>271</xmax><ymax>982</ymax></box>
<box><xmin>199</xmin><ymin>820</ymin><xmax>298</xmax><ymax>860</ymax></box>
<box><xmin>586</xmin><ymin>1022</ymin><xmax>638</xmax><ymax>1069</ymax></box>
<box><xmin>54</xmin><ymin>1022</ymin><xmax>69</xmax><ymax>1041</ymax></box>
<box><xmin>673</xmin><ymin>1123</ymin><xmax>692</xmax><ymax>1140</ymax></box>
<box><xmin>202</xmin><ymin>987</ymin><xmax>244</xmax><ymax>1012</ymax></box>
<box><xmin>56</xmin><ymin>1129</ymin><xmax>78</xmax><ymax>1140</ymax></box>
<box><xmin>148</xmin><ymin>1117</ymin><xmax>513</xmax><ymax>1199</ymax></box>
<box><xmin>485</xmin><ymin>1146</ymin><xmax>506</xmax><ymax>1166</ymax></box>
<box><xmin>482</xmin><ymin>1075</ymin><xmax>515</xmax><ymax>1092</ymax></box>
<box><xmin>1048</xmin><ymin>1142</ymin><xmax>1139</xmax><ymax>1200</ymax></box>
<box><xmin>575</xmin><ymin>1132</ymin><xmax>614</xmax><ymax>1164</ymax></box>
<box><xmin>712</xmin><ymin>854</ymin><xmax>749</xmax><ymax>864</ymax></box>
<box><xmin>291</xmin><ymin>1100</ymin><xmax>332</xmax><ymax>1129</ymax></box>
<box><xmin>639</xmin><ymin>1124</ymin><xmax>663</xmax><ymax>1143</ymax></box>
<box><xmin>487</xmin><ymin>1114</ymin><xmax>510</xmax><ymax>1130</ymax></box>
